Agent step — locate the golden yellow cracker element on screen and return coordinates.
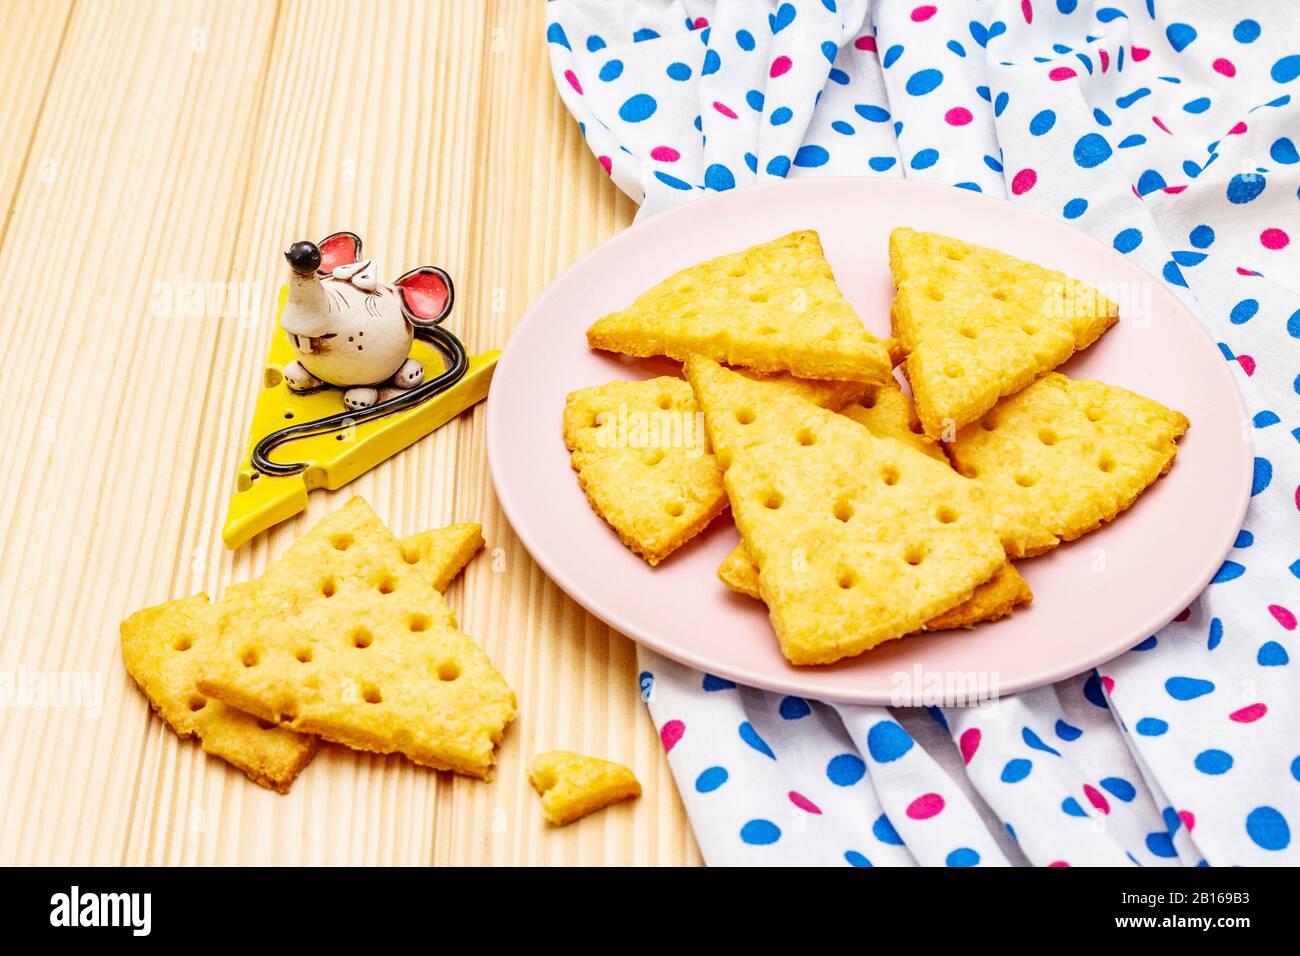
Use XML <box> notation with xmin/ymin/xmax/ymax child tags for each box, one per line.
<box><xmin>841</xmin><ymin>381</ymin><xmax>947</xmax><ymax>462</ymax></box>
<box><xmin>119</xmin><ymin>518</ymin><xmax>487</xmax><ymax>792</ymax></box>
<box><xmin>918</xmin><ymin>564</ymin><xmax>1032</xmax><ymax>630</ymax></box>
<box><xmin>586</xmin><ymin>230</ymin><xmax>894</xmax><ymax>383</ymax></box>
<box><xmin>196</xmin><ymin>499</ymin><xmax>516</xmax><ymax>779</ymax></box>
<box><xmin>718</xmin><ymin>543</ymin><xmax>1030</xmax><ymax>631</ymax></box>
<box><xmin>889</xmin><ymin>227</ymin><xmax>1118</xmax><ymax>438</ymax></box>
<box><xmin>949</xmin><ymin>373</ymin><xmax>1188</xmax><ymax>557</ymax></box>
<box><xmin>121</xmin><ymin>595</ymin><xmax>318</xmax><ymax>793</ymax></box>
<box><xmin>686</xmin><ymin>357</ymin><xmax>1007</xmax><ymax>665</ymax></box>
<box><xmin>398</xmin><ymin>523</ymin><xmax>485</xmax><ymax>594</ymax></box>
<box><xmin>563</xmin><ymin>373</ymin><xmax>869</xmax><ymax>565</ymax></box>
<box><xmin>529</xmin><ymin>751</ymin><xmax>641</xmax><ymax>826</ymax></box>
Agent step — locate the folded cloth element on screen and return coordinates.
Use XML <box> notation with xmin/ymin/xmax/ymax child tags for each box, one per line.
<box><xmin>548</xmin><ymin>0</ymin><xmax>1300</xmax><ymax>866</ymax></box>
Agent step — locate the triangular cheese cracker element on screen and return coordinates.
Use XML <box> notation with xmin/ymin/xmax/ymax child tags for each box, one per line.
<box><xmin>194</xmin><ymin>499</ymin><xmax>515</xmax><ymax>778</ymax></box>
<box><xmin>563</xmin><ymin>373</ymin><xmax>868</xmax><ymax>564</ymax></box>
<box><xmin>889</xmin><ymin>227</ymin><xmax>1118</xmax><ymax>437</ymax></box>
<box><xmin>529</xmin><ymin>750</ymin><xmax>642</xmax><ymax>826</ymax></box>
<box><xmin>587</xmin><ymin>230</ymin><xmax>893</xmax><ymax>383</ymax></box>
<box><xmin>716</xmin><ymin>382</ymin><xmax>1029</xmax><ymax>629</ymax></box>
<box><xmin>686</xmin><ymin>357</ymin><xmax>1006</xmax><ymax>664</ymax></box>
<box><xmin>120</xmin><ymin>515</ymin><xmax>485</xmax><ymax>792</ymax></box>
<box><xmin>948</xmin><ymin>373</ymin><xmax>1188</xmax><ymax>557</ymax></box>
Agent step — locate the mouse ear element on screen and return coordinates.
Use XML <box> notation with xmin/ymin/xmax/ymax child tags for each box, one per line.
<box><xmin>317</xmin><ymin>232</ymin><xmax>363</xmax><ymax>275</ymax></box>
<box><xmin>394</xmin><ymin>266</ymin><xmax>454</xmax><ymax>327</ymax></box>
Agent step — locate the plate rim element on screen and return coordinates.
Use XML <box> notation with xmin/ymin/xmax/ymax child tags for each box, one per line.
<box><xmin>486</xmin><ymin>176</ymin><xmax>1254</xmax><ymax>703</ymax></box>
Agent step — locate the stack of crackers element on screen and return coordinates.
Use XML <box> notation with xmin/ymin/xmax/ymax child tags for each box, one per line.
<box><xmin>568</xmin><ymin>228</ymin><xmax>1188</xmax><ymax>666</ymax></box>
<box><xmin>120</xmin><ymin>498</ymin><xmax>517</xmax><ymax>792</ymax></box>
<box><xmin>122</xmin><ymin>498</ymin><xmax>643</xmax><ymax>825</ymax></box>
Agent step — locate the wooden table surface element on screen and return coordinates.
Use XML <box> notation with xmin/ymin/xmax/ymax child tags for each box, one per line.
<box><xmin>0</xmin><ymin>0</ymin><xmax>702</xmax><ymax>866</ymax></box>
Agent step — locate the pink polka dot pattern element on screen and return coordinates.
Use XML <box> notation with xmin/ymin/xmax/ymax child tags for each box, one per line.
<box><xmin>1260</xmin><ymin>228</ymin><xmax>1289</xmax><ymax>250</ymax></box>
<box><xmin>1011</xmin><ymin>168</ymin><xmax>1038</xmax><ymax>194</ymax></box>
<box><xmin>906</xmin><ymin>793</ymin><xmax>946</xmax><ymax>819</ymax></box>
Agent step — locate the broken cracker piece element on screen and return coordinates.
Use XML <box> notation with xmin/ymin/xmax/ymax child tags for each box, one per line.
<box><xmin>949</xmin><ymin>372</ymin><xmax>1188</xmax><ymax>557</ymax></box>
<box><xmin>889</xmin><ymin>227</ymin><xmax>1118</xmax><ymax>438</ymax></box>
<box><xmin>587</xmin><ymin>230</ymin><xmax>893</xmax><ymax>383</ymax></box>
<box><xmin>529</xmin><ymin>751</ymin><xmax>641</xmax><ymax>826</ymax></box>
<box><xmin>686</xmin><ymin>357</ymin><xmax>1006</xmax><ymax>665</ymax></box>
<box><xmin>563</xmin><ymin>373</ymin><xmax>868</xmax><ymax>564</ymax></box>
<box><xmin>194</xmin><ymin>499</ymin><xmax>515</xmax><ymax>779</ymax></box>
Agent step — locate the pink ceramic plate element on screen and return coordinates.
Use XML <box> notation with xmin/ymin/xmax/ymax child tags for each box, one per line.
<box><xmin>486</xmin><ymin>178</ymin><xmax>1252</xmax><ymax>704</ymax></box>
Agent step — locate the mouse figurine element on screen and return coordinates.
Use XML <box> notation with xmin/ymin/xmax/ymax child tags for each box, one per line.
<box><xmin>281</xmin><ymin>232</ymin><xmax>454</xmax><ymax>410</ymax></box>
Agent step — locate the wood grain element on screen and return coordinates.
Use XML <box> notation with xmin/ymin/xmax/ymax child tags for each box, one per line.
<box><xmin>0</xmin><ymin>0</ymin><xmax>699</xmax><ymax>867</ymax></box>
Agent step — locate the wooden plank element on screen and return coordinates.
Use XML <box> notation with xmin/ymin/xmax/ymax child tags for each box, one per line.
<box><xmin>0</xmin><ymin>0</ymin><xmax>699</xmax><ymax>866</ymax></box>
<box><xmin>0</xmin><ymin>0</ymin><xmax>73</xmax><ymax>239</ymax></box>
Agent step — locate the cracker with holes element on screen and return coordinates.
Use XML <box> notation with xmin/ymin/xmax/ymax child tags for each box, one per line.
<box><xmin>889</xmin><ymin>227</ymin><xmax>1118</xmax><ymax>438</ymax></box>
<box><xmin>563</xmin><ymin>373</ymin><xmax>869</xmax><ymax>564</ymax></box>
<box><xmin>194</xmin><ymin>498</ymin><xmax>516</xmax><ymax>779</ymax></box>
<box><xmin>121</xmin><ymin>594</ymin><xmax>318</xmax><ymax>793</ymax></box>
<box><xmin>948</xmin><ymin>372</ymin><xmax>1188</xmax><ymax>557</ymax></box>
<box><xmin>120</xmin><ymin>508</ymin><xmax>489</xmax><ymax>791</ymax></box>
<box><xmin>586</xmin><ymin>230</ymin><xmax>894</xmax><ymax>383</ymax></box>
<box><xmin>686</xmin><ymin>357</ymin><xmax>1007</xmax><ymax>665</ymax></box>
<box><xmin>840</xmin><ymin>380</ymin><xmax>947</xmax><ymax>463</ymax></box>
<box><xmin>529</xmin><ymin>751</ymin><xmax>642</xmax><ymax>826</ymax></box>
<box><xmin>716</xmin><ymin>382</ymin><xmax>1030</xmax><ymax>628</ymax></box>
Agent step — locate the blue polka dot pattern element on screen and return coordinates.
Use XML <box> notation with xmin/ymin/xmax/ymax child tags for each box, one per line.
<box><xmin>779</xmin><ymin>696</ymin><xmax>811</xmax><ymax>720</ymax></box>
<box><xmin>827</xmin><ymin>753</ymin><xmax>866</xmax><ymax>786</ymax></box>
<box><xmin>1073</xmin><ymin>133</ymin><xmax>1112</xmax><ymax>168</ymax></box>
<box><xmin>1001</xmin><ymin>758</ymin><xmax>1033</xmax><ymax>783</ymax></box>
<box><xmin>740</xmin><ymin>819</ymin><xmax>782</xmax><ymax>845</ymax></box>
<box><xmin>1136</xmin><ymin>718</ymin><xmax>1169</xmax><ymax>737</ymax></box>
<box><xmin>1063</xmin><ymin>197</ymin><xmax>1088</xmax><ymax>219</ymax></box>
<box><xmin>704</xmin><ymin>163</ymin><xmax>736</xmax><ymax>191</ymax></box>
<box><xmin>1029</xmin><ymin>109</ymin><xmax>1056</xmax><ymax>135</ymax></box>
<box><xmin>1166</xmin><ymin>677</ymin><xmax>1215</xmax><ymax>701</ymax></box>
<box><xmin>1195</xmin><ymin>749</ymin><xmax>1234</xmax><ymax>775</ymax></box>
<box><xmin>1114</xmin><ymin>228</ymin><xmax>1143</xmax><ymax>253</ymax></box>
<box><xmin>695</xmin><ymin>766</ymin><xmax>729</xmax><ymax>792</ymax></box>
<box><xmin>1233</xmin><ymin>19</ymin><xmax>1261</xmax><ymax>43</ymax></box>
<box><xmin>739</xmin><ymin>721</ymin><xmax>776</xmax><ymax>758</ymax></box>
<box><xmin>1101</xmin><ymin>777</ymin><xmax>1138</xmax><ymax>802</ymax></box>
<box><xmin>1227</xmin><ymin>173</ymin><xmax>1266</xmax><ymax>204</ymax></box>
<box><xmin>906</xmin><ymin>69</ymin><xmax>944</xmax><ymax>96</ymax></box>
<box><xmin>618</xmin><ymin>93</ymin><xmax>656</xmax><ymax>122</ymax></box>
<box><xmin>945</xmin><ymin>847</ymin><xmax>980</xmax><ymax>866</ymax></box>
<box><xmin>866</xmin><ymin>720</ymin><xmax>914</xmax><ymax>762</ymax></box>
<box><xmin>872</xmin><ymin>814</ymin><xmax>904</xmax><ymax>846</ymax></box>
<box><xmin>1245</xmin><ymin>807</ymin><xmax>1290</xmax><ymax>851</ymax></box>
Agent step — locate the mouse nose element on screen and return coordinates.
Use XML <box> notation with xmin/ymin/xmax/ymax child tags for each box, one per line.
<box><xmin>285</xmin><ymin>240</ymin><xmax>322</xmax><ymax>275</ymax></box>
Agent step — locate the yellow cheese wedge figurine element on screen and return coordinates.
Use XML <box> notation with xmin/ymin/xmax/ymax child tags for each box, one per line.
<box><xmin>223</xmin><ymin>232</ymin><xmax>498</xmax><ymax>548</ymax></box>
